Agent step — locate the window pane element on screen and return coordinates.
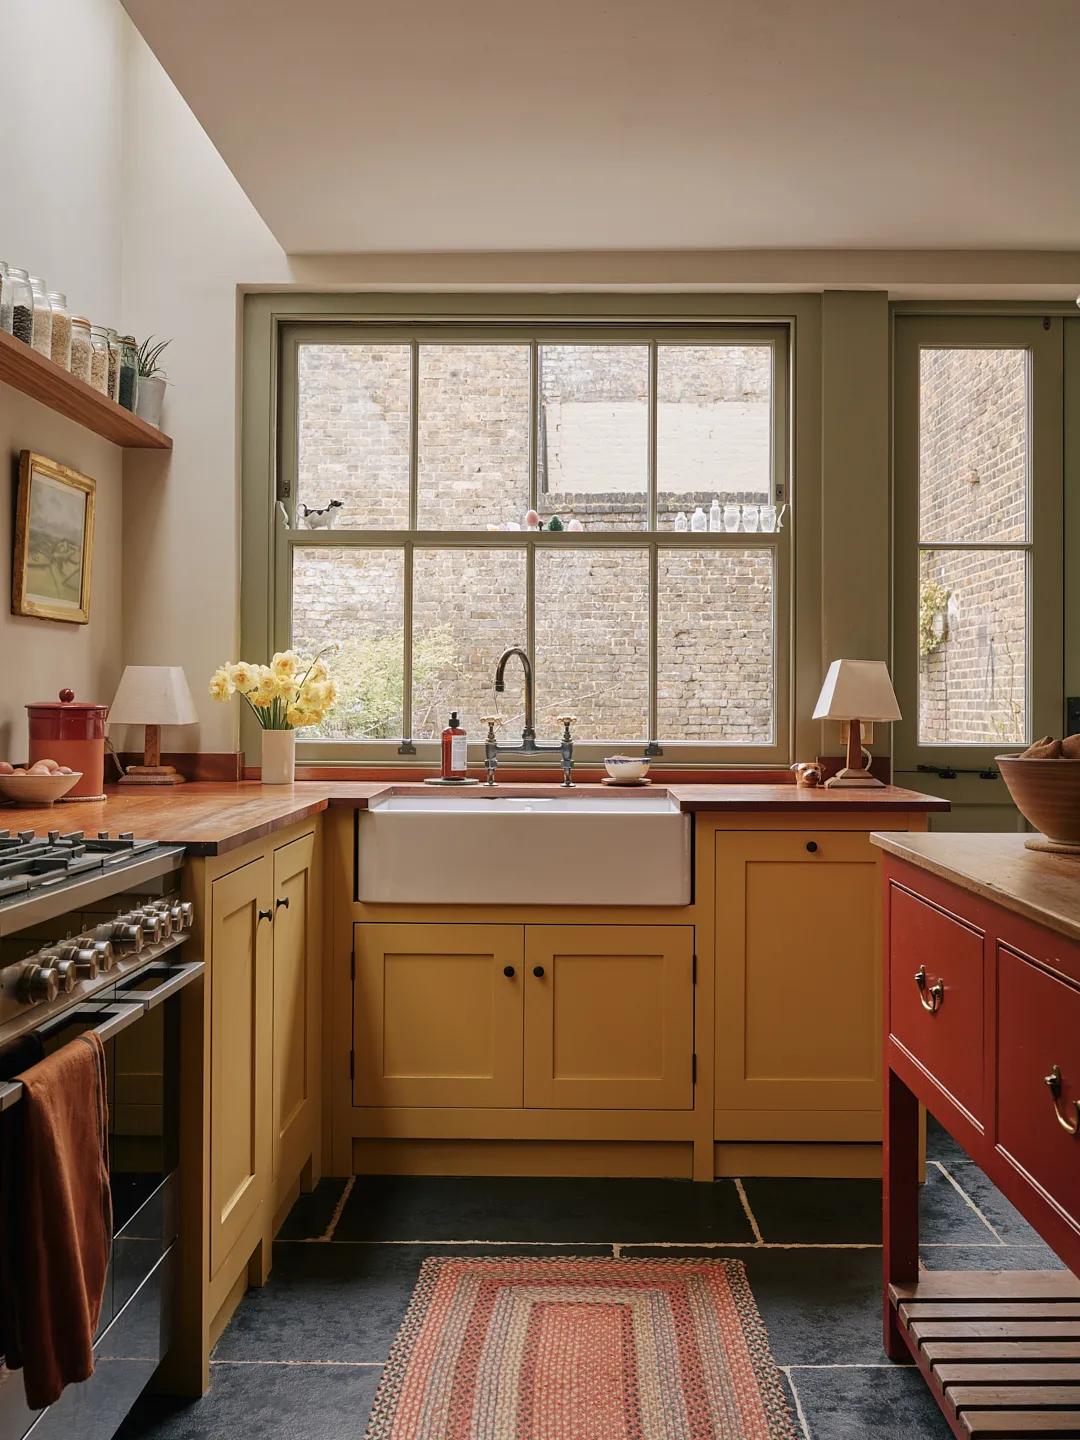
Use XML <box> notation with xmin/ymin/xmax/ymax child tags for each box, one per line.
<box><xmin>416</xmin><ymin>345</ymin><xmax>530</xmax><ymax>529</ymax></box>
<box><xmin>657</xmin><ymin>548</ymin><xmax>774</xmax><ymax>743</ymax></box>
<box><xmin>538</xmin><ymin>345</ymin><xmax>648</xmax><ymax>531</ymax></box>
<box><xmin>412</xmin><ymin>549</ymin><xmax>527</xmax><ymax>739</ymax></box>
<box><xmin>919</xmin><ymin>348</ymin><xmax>1029</xmax><ymax>544</ymax></box>
<box><xmin>534</xmin><ymin>549</ymin><xmax>648</xmax><ymax>740</ymax></box>
<box><xmin>297</xmin><ymin>344</ymin><xmax>410</xmax><ymax>529</ymax></box>
<box><xmin>291</xmin><ymin>547</ymin><xmax>404</xmax><ymax>738</ymax></box>
<box><xmin>918</xmin><ymin>548</ymin><xmax>1027</xmax><ymax>745</ymax></box>
<box><xmin>656</xmin><ymin>345</ymin><xmax>772</xmax><ymax>528</ymax></box>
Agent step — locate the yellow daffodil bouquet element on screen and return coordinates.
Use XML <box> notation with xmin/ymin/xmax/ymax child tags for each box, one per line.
<box><xmin>208</xmin><ymin>648</ymin><xmax>338</xmax><ymax>730</ymax></box>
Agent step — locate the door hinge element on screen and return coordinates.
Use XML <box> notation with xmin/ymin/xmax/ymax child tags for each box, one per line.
<box><xmin>350</xmin><ymin>947</ymin><xmax>355</xmax><ymax>982</ymax></box>
<box><xmin>691</xmin><ymin>1053</ymin><xmax>697</xmax><ymax>1085</ymax></box>
<box><xmin>692</xmin><ymin>953</ymin><xmax>697</xmax><ymax>984</ymax></box>
<box><xmin>349</xmin><ymin>1049</ymin><xmax>355</xmax><ymax>1080</ymax></box>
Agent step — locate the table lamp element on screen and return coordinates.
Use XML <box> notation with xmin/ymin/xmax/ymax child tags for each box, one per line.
<box><xmin>812</xmin><ymin>659</ymin><xmax>901</xmax><ymax>788</ymax></box>
<box><xmin>108</xmin><ymin>666</ymin><xmax>198</xmax><ymax>786</ymax></box>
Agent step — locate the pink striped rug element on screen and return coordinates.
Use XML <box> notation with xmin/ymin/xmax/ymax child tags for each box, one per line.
<box><xmin>364</xmin><ymin>1256</ymin><xmax>797</xmax><ymax>1439</ymax></box>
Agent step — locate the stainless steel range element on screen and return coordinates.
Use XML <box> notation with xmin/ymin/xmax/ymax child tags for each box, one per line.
<box><xmin>0</xmin><ymin>825</ymin><xmax>202</xmax><ymax>1440</ymax></box>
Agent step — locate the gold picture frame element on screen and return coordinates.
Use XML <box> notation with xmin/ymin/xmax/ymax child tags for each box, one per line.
<box><xmin>12</xmin><ymin>451</ymin><xmax>96</xmax><ymax>624</ymax></box>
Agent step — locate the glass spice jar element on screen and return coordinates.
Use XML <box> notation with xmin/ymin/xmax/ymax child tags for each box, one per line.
<box><xmin>47</xmin><ymin>291</ymin><xmax>72</xmax><ymax>369</ymax></box>
<box><xmin>117</xmin><ymin>335</ymin><xmax>138</xmax><ymax>410</ymax></box>
<box><xmin>7</xmin><ymin>268</ymin><xmax>33</xmax><ymax>345</ymax></box>
<box><xmin>70</xmin><ymin>317</ymin><xmax>92</xmax><ymax>382</ymax></box>
<box><xmin>105</xmin><ymin>328</ymin><xmax>120</xmax><ymax>401</ymax></box>
<box><xmin>28</xmin><ymin>277</ymin><xmax>52</xmax><ymax>358</ymax></box>
<box><xmin>89</xmin><ymin>325</ymin><xmax>110</xmax><ymax>393</ymax></box>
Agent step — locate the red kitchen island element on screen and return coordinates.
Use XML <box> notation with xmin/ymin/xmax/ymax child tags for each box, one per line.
<box><xmin>874</xmin><ymin>830</ymin><xmax>1080</xmax><ymax>1439</ymax></box>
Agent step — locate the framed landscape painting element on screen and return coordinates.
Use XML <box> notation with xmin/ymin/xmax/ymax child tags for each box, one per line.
<box><xmin>12</xmin><ymin>451</ymin><xmax>95</xmax><ymax>624</ymax></box>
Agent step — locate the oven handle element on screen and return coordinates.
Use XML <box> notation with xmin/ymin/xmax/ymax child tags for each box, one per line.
<box><xmin>116</xmin><ymin>959</ymin><xmax>204</xmax><ymax>1012</ymax></box>
<box><xmin>0</xmin><ymin>1002</ymin><xmax>146</xmax><ymax>1109</ymax></box>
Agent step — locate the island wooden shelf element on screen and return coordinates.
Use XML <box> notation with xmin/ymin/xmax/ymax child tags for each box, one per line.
<box><xmin>0</xmin><ymin>329</ymin><xmax>172</xmax><ymax>450</ymax></box>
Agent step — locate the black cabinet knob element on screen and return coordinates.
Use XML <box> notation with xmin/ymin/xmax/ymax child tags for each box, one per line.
<box><xmin>533</xmin><ymin>965</ymin><xmax>545</xmax><ymax>978</ymax></box>
<box><xmin>806</xmin><ymin>841</ymin><xmax>818</xmax><ymax>853</ymax></box>
<box><xmin>257</xmin><ymin>908</ymin><xmax>273</xmax><ymax>923</ymax></box>
<box><xmin>503</xmin><ymin>965</ymin><xmax>515</xmax><ymax>978</ymax></box>
<box><xmin>275</xmin><ymin>895</ymin><xmax>290</xmax><ymax>910</ymax></box>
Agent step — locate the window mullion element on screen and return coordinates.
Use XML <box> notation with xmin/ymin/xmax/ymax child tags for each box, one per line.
<box><xmin>648</xmin><ymin>542</ymin><xmax>659</xmax><ymax>753</ymax></box>
<box><xmin>648</xmin><ymin>341</ymin><xmax>658</xmax><ymax>531</ymax></box>
<box><xmin>408</xmin><ymin>340</ymin><xmax>419</xmax><ymax>530</ymax></box>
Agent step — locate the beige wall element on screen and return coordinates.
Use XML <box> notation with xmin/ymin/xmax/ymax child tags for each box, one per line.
<box><xmin>0</xmin><ymin>0</ymin><xmax>127</xmax><ymax>758</ymax></box>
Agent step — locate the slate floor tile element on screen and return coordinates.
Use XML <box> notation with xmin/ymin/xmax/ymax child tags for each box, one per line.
<box><xmin>789</xmin><ymin>1363</ymin><xmax>951</xmax><ymax>1440</ymax></box>
<box><xmin>274</xmin><ymin>1178</ymin><xmax>349</xmax><ymax>1241</ymax></box>
<box><xmin>332</xmin><ymin>1174</ymin><xmax>754</xmax><ymax>1245</ymax></box>
<box><xmin>920</xmin><ymin>1242</ymin><xmax>1065</xmax><ymax>1270</ymax></box>
<box><xmin>931</xmin><ymin>1155</ymin><xmax>1045</xmax><ymax>1245</ymax></box>
<box><xmin>214</xmin><ymin>1242</ymin><xmax>612</xmax><ymax>1363</ymax></box>
<box><xmin>622</xmin><ymin>1246</ymin><xmax>886</xmax><ymax>1367</ymax></box>
<box><xmin>115</xmin><ymin>1362</ymin><xmax>382</xmax><ymax>1440</ymax></box>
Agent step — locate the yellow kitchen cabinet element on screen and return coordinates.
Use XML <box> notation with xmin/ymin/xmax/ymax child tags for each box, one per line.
<box><xmin>271</xmin><ymin>829</ymin><xmax>319</xmax><ymax>1211</ymax></box>
<box><xmin>354</xmin><ymin>923</ymin><xmax>524</xmax><ymax>1107</ymax></box>
<box><xmin>714</xmin><ymin>830</ymin><xmax>882</xmax><ymax>1141</ymax></box>
<box><xmin>208</xmin><ymin>853</ymin><xmax>274</xmax><ymax>1279</ymax></box>
<box><xmin>524</xmin><ymin>926</ymin><xmax>695</xmax><ymax>1110</ymax></box>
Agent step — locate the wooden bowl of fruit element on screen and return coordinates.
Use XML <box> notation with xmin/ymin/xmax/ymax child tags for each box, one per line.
<box><xmin>0</xmin><ymin>759</ymin><xmax>82</xmax><ymax>806</ymax></box>
<box><xmin>997</xmin><ymin>736</ymin><xmax>1080</xmax><ymax>847</ymax></box>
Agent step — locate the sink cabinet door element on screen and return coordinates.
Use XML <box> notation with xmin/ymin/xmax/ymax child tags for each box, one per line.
<box><xmin>272</xmin><ymin>830</ymin><xmax>318</xmax><ymax>1207</ymax></box>
<box><xmin>715</xmin><ymin>831</ymin><xmax>881</xmax><ymax>1139</ymax></box>
<box><xmin>353</xmin><ymin>924</ymin><xmax>524</xmax><ymax>1107</ymax></box>
<box><xmin>523</xmin><ymin>925</ymin><xmax>695</xmax><ymax>1110</ymax></box>
<box><xmin>209</xmin><ymin>854</ymin><xmax>273</xmax><ymax>1279</ymax></box>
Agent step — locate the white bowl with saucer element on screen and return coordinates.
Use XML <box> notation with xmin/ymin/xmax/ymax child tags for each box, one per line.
<box><xmin>603</xmin><ymin>755</ymin><xmax>651</xmax><ymax>785</ymax></box>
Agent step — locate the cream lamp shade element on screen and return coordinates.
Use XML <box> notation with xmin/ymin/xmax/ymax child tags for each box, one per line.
<box><xmin>108</xmin><ymin>666</ymin><xmax>197</xmax><ymax>786</ymax></box>
<box><xmin>812</xmin><ymin>659</ymin><xmax>901</xmax><ymax>788</ymax></box>
<box><xmin>812</xmin><ymin>659</ymin><xmax>902</xmax><ymax>723</ymax></box>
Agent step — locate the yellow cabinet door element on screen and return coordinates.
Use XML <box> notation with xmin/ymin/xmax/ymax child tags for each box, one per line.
<box><xmin>209</xmin><ymin>854</ymin><xmax>273</xmax><ymax>1279</ymax></box>
<box><xmin>354</xmin><ymin>924</ymin><xmax>524</xmax><ymax>1107</ymax></box>
<box><xmin>715</xmin><ymin>831</ymin><xmax>881</xmax><ymax>1139</ymax></box>
<box><xmin>524</xmin><ymin>926</ymin><xmax>694</xmax><ymax>1110</ymax></box>
<box><xmin>272</xmin><ymin>831</ymin><xmax>318</xmax><ymax>1204</ymax></box>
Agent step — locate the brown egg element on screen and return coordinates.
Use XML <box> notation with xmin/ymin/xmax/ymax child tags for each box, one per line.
<box><xmin>57</xmin><ymin>766</ymin><xmax>74</xmax><ymax>774</ymax></box>
<box><xmin>0</xmin><ymin>761</ymin><xmax>13</xmax><ymax>774</ymax></box>
<box><xmin>28</xmin><ymin>761</ymin><xmax>54</xmax><ymax>774</ymax></box>
<box><xmin>40</xmin><ymin>758</ymin><xmax>61</xmax><ymax>772</ymax></box>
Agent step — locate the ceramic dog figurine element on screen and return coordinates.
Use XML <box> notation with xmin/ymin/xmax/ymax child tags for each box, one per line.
<box><xmin>791</xmin><ymin>761</ymin><xmax>824</xmax><ymax>788</ymax></box>
<box><xmin>300</xmin><ymin>499</ymin><xmax>344</xmax><ymax>529</ymax></box>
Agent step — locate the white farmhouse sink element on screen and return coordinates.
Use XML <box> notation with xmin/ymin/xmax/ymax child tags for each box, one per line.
<box><xmin>356</xmin><ymin>789</ymin><xmax>691</xmax><ymax>905</ymax></box>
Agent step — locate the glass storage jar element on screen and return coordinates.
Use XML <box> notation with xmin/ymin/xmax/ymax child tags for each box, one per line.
<box><xmin>117</xmin><ymin>335</ymin><xmax>138</xmax><ymax>410</ymax></box>
<box><xmin>69</xmin><ymin>317</ymin><xmax>92</xmax><ymax>382</ymax></box>
<box><xmin>741</xmin><ymin>503</ymin><xmax>760</xmax><ymax>532</ymax></box>
<box><xmin>0</xmin><ymin>261</ymin><xmax>11</xmax><ymax>334</ymax></box>
<box><xmin>89</xmin><ymin>325</ymin><xmax>110</xmax><ymax>393</ymax></box>
<box><xmin>28</xmin><ymin>277</ymin><xmax>52</xmax><ymax>358</ymax></box>
<box><xmin>105</xmin><ymin>328</ymin><xmax>120</xmax><ymax>401</ymax></box>
<box><xmin>6</xmin><ymin>268</ymin><xmax>33</xmax><ymax>344</ymax></box>
<box><xmin>47</xmin><ymin>291</ymin><xmax>72</xmax><ymax>369</ymax></box>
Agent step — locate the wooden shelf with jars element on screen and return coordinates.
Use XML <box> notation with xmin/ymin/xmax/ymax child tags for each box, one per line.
<box><xmin>0</xmin><ymin>329</ymin><xmax>172</xmax><ymax>450</ymax></box>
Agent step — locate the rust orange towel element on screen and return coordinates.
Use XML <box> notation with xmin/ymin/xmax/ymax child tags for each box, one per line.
<box><xmin>6</xmin><ymin>1033</ymin><xmax>111</xmax><ymax>1409</ymax></box>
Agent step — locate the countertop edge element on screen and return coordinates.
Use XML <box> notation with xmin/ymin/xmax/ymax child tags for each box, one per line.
<box><xmin>871</xmin><ymin>831</ymin><xmax>1080</xmax><ymax>946</ymax></box>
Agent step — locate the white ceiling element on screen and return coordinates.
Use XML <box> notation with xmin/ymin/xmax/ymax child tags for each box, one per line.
<box><xmin>122</xmin><ymin>0</ymin><xmax>1080</xmax><ymax>257</ymax></box>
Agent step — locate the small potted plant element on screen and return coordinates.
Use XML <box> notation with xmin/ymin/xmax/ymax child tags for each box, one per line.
<box><xmin>209</xmin><ymin>647</ymin><xmax>338</xmax><ymax>783</ymax></box>
<box><xmin>134</xmin><ymin>335</ymin><xmax>171</xmax><ymax>428</ymax></box>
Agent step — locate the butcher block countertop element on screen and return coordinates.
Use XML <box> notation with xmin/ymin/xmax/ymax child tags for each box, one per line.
<box><xmin>872</xmin><ymin>830</ymin><xmax>1080</xmax><ymax>945</ymax></box>
<box><xmin>1</xmin><ymin>780</ymin><xmax>947</xmax><ymax>856</ymax></box>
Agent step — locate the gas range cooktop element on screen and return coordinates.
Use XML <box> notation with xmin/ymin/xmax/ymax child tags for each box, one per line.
<box><xmin>0</xmin><ymin>829</ymin><xmax>186</xmax><ymax>936</ymax></box>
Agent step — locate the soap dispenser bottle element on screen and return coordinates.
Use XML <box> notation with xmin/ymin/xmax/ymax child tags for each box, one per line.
<box><xmin>441</xmin><ymin>710</ymin><xmax>468</xmax><ymax>779</ymax></box>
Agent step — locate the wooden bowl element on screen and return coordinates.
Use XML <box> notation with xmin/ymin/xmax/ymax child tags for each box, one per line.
<box><xmin>997</xmin><ymin>756</ymin><xmax>1080</xmax><ymax>844</ymax></box>
<box><xmin>0</xmin><ymin>771</ymin><xmax>82</xmax><ymax>806</ymax></box>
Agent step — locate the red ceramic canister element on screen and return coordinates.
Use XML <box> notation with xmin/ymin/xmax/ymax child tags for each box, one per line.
<box><xmin>26</xmin><ymin>689</ymin><xmax>109</xmax><ymax>800</ymax></box>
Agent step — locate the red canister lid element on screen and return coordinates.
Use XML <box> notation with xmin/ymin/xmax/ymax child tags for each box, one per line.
<box><xmin>26</xmin><ymin>689</ymin><xmax>109</xmax><ymax>716</ymax></box>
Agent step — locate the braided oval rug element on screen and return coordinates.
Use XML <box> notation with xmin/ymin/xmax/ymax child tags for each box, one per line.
<box><xmin>364</xmin><ymin>1255</ymin><xmax>797</xmax><ymax>1439</ymax></box>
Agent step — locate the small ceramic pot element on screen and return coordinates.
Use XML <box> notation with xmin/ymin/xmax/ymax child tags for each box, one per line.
<box><xmin>261</xmin><ymin>729</ymin><xmax>296</xmax><ymax>784</ymax></box>
<box><xmin>135</xmin><ymin>374</ymin><xmax>166</xmax><ymax>428</ymax></box>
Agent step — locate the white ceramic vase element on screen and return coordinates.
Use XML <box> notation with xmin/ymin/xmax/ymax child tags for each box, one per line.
<box><xmin>135</xmin><ymin>374</ymin><xmax>166</xmax><ymax>428</ymax></box>
<box><xmin>261</xmin><ymin>728</ymin><xmax>296</xmax><ymax>784</ymax></box>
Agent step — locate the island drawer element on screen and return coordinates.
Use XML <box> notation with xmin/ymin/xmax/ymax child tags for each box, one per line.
<box><xmin>888</xmin><ymin>883</ymin><xmax>985</xmax><ymax>1124</ymax></box>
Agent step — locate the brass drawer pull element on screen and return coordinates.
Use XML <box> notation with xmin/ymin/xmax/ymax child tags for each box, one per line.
<box><xmin>1044</xmin><ymin>1065</ymin><xmax>1080</xmax><ymax>1136</ymax></box>
<box><xmin>914</xmin><ymin>967</ymin><xmax>944</xmax><ymax>1013</ymax></box>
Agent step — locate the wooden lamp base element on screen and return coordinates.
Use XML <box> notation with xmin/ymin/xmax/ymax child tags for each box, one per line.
<box><xmin>824</xmin><ymin>717</ymin><xmax>885</xmax><ymax>789</ymax></box>
<box><xmin>118</xmin><ymin>724</ymin><xmax>186</xmax><ymax>786</ymax></box>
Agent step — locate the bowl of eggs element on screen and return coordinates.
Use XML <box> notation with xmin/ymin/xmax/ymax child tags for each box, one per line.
<box><xmin>0</xmin><ymin>758</ymin><xmax>82</xmax><ymax>806</ymax></box>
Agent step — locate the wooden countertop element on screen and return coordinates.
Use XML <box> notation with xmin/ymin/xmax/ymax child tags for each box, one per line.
<box><xmin>1</xmin><ymin>780</ymin><xmax>947</xmax><ymax>856</ymax></box>
<box><xmin>872</xmin><ymin>831</ymin><xmax>1080</xmax><ymax>944</ymax></box>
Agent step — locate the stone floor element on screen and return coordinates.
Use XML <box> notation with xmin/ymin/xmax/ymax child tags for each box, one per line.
<box><xmin>117</xmin><ymin>1120</ymin><xmax>1063</xmax><ymax>1439</ymax></box>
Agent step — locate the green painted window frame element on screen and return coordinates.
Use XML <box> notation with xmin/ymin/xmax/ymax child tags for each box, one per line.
<box><xmin>893</xmin><ymin>314</ymin><xmax>1065</xmax><ymax>775</ymax></box>
<box><xmin>241</xmin><ymin>293</ymin><xmax>823</xmax><ymax>771</ymax></box>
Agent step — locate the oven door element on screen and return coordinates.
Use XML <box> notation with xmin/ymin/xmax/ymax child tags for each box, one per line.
<box><xmin>0</xmin><ymin>959</ymin><xmax>202</xmax><ymax>1440</ymax></box>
